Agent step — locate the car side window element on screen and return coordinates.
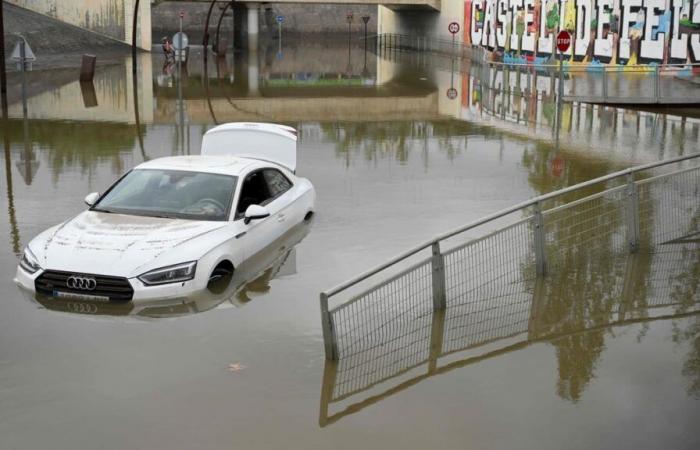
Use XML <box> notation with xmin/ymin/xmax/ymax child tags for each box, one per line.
<box><xmin>263</xmin><ymin>169</ymin><xmax>293</xmax><ymax>198</ymax></box>
<box><xmin>236</xmin><ymin>171</ymin><xmax>274</xmax><ymax>219</ymax></box>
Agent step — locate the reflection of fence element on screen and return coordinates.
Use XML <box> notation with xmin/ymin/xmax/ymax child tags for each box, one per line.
<box><xmin>319</xmin><ymin>244</ymin><xmax>700</xmax><ymax>426</ymax></box>
<box><xmin>320</xmin><ymin>153</ymin><xmax>700</xmax><ymax>361</ymax></box>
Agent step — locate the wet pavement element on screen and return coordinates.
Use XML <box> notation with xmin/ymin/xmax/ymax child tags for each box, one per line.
<box><xmin>0</xmin><ymin>38</ymin><xmax>699</xmax><ymax>449</ymax></box>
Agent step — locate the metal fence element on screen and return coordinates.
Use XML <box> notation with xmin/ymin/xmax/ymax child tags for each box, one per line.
<box><xmin>319</xmin><ymin>223</ymin><xmax>700</xmax><ymax>426</ymax></box>
<box><xmin>320</xmin><ymin>153</ymin><xmax>700</xmax><ymax>362</ymax></box>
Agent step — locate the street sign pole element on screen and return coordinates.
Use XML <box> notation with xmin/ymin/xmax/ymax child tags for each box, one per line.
<box><xmin>178</xmin><ymin>11</ymin><xmax>183</xmax><ymax>70</ymax></box>
<box><xmin>362</xmin><ymin>16</ymin><xmax>370</xmax><ymax>69</ymax></box>
<box><xmin>555</xmin><ymin>30</ymin><xmax>571</xmax><ymax>152</ymax></box>
<box><xmin>448</xmin><ymin>22</ymin><xmax>460</xmax><ymax>57</ymax></box>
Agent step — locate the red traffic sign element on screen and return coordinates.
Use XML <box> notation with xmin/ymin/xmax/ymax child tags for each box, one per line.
<box><xmin>446</xmin><ymin>87</ymin><xmax>458</xmax><ymax>100</ymax></box>
<box><xmin>556</xmin><ymin>30</ymin><xmax>571</xmax><ymax>52</ymax></box>
<box><xmin>448</xmin><ymin>22</ymin><xmax>460</xmax><ymax>35</ymax></box>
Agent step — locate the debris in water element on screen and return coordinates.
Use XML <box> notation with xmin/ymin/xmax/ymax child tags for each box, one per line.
<box><xmin>228</xmin><ymin>362</ymin><xmax>246</xmax><ymax>372</ymax></box>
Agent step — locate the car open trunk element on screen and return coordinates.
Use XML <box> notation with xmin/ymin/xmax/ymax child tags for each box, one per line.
<box><xmin>200</xmin><ymin>123</ymin><xmax>297</xmax><ymax>172</ymax></box>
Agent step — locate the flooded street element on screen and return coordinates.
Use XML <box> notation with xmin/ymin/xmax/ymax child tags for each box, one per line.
<box><xmin>1</xmin><ymin>39</ymin><xmax>699</xmax><ymax>449</ymax></box>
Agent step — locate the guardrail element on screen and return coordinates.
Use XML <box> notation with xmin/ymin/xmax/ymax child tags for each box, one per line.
<box><xmin>319</xmin><ymin>153</ymin><xmax>700</xmax><ymax>360</ymax></box>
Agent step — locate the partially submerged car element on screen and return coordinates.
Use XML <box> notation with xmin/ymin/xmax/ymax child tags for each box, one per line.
<box><xmin>21</xmin><ymin>220</ymin><xmax>312</xmax><ymax>318</ymax></box>
<box><xmin>15</xmin><ymin>122</ymin><xmax>315</xmax><ymax>303</ymax></box>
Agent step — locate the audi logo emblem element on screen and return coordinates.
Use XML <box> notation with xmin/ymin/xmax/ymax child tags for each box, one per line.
<box><xmin>66</xmin><ymin>275</ymin><xmax>97</xmax><ymax>291</ymax></box>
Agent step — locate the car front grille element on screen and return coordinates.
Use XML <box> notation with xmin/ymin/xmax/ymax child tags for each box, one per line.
<box><xmin>35</xmin><ymin>270</ymin><xmax>134</xmax><ymax>301</ymax></box>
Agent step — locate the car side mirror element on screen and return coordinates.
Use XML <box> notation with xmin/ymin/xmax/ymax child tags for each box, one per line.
<box><xmin>84</xmin><ymin>192</ymin><xmax>100</xmax><ymax>207</ymax></box>
<box><xmin>244</xmin><ymin>204</ymin><xmax>270</xmax><ymax>224</ymax></box>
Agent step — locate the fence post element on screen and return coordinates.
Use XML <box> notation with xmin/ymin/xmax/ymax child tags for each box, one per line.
<box><xmin>431</xmin><ymin>241</ymin><xmax>447</xmax><ymax>310</ymax></box>
<box><xmin>533</xmin><ymin>201</ymin><xmax>547</xmax><ymax>276</ymax></box>
<box><xmin>320</xmin><ymin>293</ymin><xmax>338</xmax><ymax>360</ymax></box>
<box><xmin>625</xmin><ymin>173</ymin><xmax>640</xmax><ymax>253</ymax></box>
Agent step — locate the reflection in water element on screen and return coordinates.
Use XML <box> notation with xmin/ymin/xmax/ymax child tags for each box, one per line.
<box><xmin>23</xmin><ymin>221</ymin><xmax>311</xmax><ymax>318</ymax></box>
<box><xmin>2</xmin><ymin>116</ymin><xmax>20</xmax><ymax>254</ymax></box>
<box><xmin>319</xmin><ymin>242</ymin><xmax>700</xmax><ymax>426</ymax></box>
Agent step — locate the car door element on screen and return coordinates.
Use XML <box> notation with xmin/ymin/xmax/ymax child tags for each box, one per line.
<box><xmin>261</xmin><ymin>168</ymin><xmax>297</xmax><ymax>234</ymax></box>
<box><xmin>233</xmin><ymin>168</ymin><xmax>292</xmax><ymax>258</ymax></box>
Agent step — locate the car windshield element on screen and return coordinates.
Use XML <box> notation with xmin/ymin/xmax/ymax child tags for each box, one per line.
<box><xmin>94</xmin><ymin>169</ymin><xmax>237</xmax><ymax>221</ymax></box>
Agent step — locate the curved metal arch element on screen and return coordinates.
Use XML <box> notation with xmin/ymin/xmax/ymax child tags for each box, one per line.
<box><xmin>131</xmin><ymin>0</ymin><xmax>141</xmax><ymax>74</ymax></box>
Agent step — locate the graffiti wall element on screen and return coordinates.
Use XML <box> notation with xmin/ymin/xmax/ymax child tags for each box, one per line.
<box><xmin>464</xmin><ymin>0</ymin><xmax>700</xmax><ymax>65</ymax></box>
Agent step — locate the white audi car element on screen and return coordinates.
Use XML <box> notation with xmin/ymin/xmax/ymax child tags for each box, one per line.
<box><xmin>15</xmin><ymin>123</ymin><xmax>315</xmax><ymax>303</ymax></box>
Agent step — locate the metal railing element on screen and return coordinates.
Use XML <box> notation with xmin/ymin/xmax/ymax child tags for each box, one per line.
<box><xmin>319</xmin><ymin>241</ymin><xmax>700</xmax><ymax>426</ymax></box>
<box><xmin>320</xmin><ymin>153</ymin><xmax>700</xmax><ymax>360</ymax></box>
<box><xmin>374</xmin><ymin>33</ymin><xmax>474</xmax><ymax>59</ymax></box>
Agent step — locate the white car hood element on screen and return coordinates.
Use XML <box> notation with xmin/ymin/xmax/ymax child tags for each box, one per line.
<box><xmin>35</xmin><ymin>211</ymin><xmax>227</xmax><ymax>277</ymax></box>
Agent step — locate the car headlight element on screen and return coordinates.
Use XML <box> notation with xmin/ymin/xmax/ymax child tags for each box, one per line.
<box><xmin>19</xmin><ymin>248</ymin><xmax>41</xmax><ymax>274</ymax></box>
<box><xmin>138</xmin><ymin>261</ymin><xmax>197</xmax><ymax>286</ymax></box>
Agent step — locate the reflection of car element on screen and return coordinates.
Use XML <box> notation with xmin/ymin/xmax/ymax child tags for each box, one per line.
<box><xmin>15</xmin><ymin>123</ymin><xmax>315</xmax><ymax>304</ymax></box>
<box><xmin>21</xmin><ymin>221</ymin><xmax>312</xmax><ymax>318</ymax></box>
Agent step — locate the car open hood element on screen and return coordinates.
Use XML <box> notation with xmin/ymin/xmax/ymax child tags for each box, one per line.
<box><xmin>36</xmin><ymin>211</ymin><xmax>227</xmax><ymax>277</ymax></box>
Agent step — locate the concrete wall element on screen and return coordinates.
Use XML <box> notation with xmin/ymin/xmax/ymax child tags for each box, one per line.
<box><xmin>379</xmin><ymin>0</ymin><xmax>463</xmax><ymax>40</ymax></box>
<box><xmin>6</xmin><ymin>0</ymin><xmax>151</xmax><ymax>50</ymax></box>
<box><xmin>152</xmin><ymin>3</ymin><xmax>378</xmax><ymax>42</ymax></box>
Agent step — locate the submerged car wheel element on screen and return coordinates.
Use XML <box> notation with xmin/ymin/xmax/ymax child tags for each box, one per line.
<box><xmin>207</xmin><ymin>261</ymin><xmax>234</xmax><ymax>294</ymax></box>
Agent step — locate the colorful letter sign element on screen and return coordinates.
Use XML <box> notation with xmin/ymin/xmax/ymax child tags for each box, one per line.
<box><xmin>464</xmin><ymin>0</ymin><xmax>700</xmax><ymax>66</ymax></box>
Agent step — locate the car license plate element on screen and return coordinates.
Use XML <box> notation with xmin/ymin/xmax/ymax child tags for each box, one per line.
<box><xmin>53</xmin><ymin>290</ymin><xmax>110</xmax><ymax>302</ymax></box>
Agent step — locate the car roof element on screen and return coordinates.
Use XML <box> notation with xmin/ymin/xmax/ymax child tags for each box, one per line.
<box><xmin>134</xmin><ymin>155</ymin><xmax>269</xmax><ymax>176</ymax></box>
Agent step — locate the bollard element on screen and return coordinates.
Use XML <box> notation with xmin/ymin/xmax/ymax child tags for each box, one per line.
<box><xmin>80</xmin><ymin>54</ymin><xmax>97</xmax><ymax>82</ymax></box>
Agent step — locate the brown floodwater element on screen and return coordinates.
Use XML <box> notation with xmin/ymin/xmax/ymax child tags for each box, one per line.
<box><xmin>1</xmin><ymin>39</ymin><xmax>699</xmax><ymax>449</ymax></box>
